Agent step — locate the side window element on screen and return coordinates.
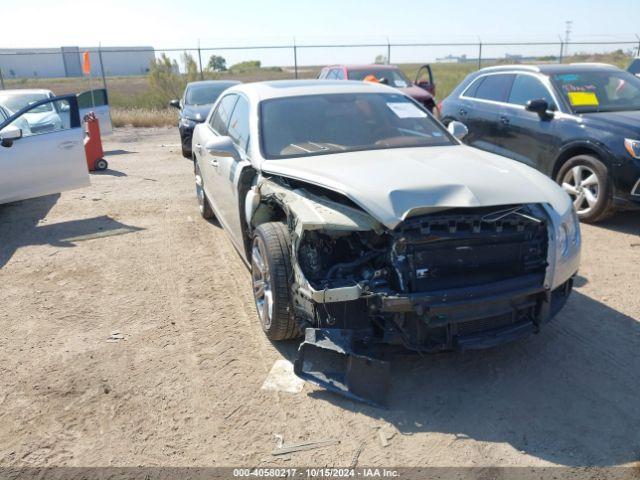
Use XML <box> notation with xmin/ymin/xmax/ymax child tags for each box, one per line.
<box><xmin>227</xmin><ymin>96</ymin><xmax>250</xmax><ymax>153</ymax></box>
<box><xmin>470</xmin><ymin>74</ymin><xmax>515</xmax><ymax>102</ymax></box>
<box><xmin>335</xmin><ymin>69</ymin><xmax>345</xmax><ymax>80</ymax></box>
<box><xmin>77</xmin><ymin>89</ymin><xmax>108</xmax><ymax>108</ymax></box>
<box><xmin>209</xmin><ymin>94</ymin><xmax>238</xmax><ymax>135</ymax></box>
<box><xmin>1</xmin><ymin>97</ymin><xmax>78</xmax><ymax>138</ymax></box>
<box><xmin>508</xmin><ymin>75</ymin><xmax>556</xmax><ymax>108</ymax></box>
<box><xmin>327</xmin><ymin>69</ymin><xmax>338</xmax><ymax>80</ymax></box>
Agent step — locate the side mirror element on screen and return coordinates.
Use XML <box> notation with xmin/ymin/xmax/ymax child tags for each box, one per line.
<box><xmin>526</xmin><ymin>99</ymin><xmax>553</xmax><ymax>118</ymax></box>
<box><xmin>205</xmin><ymin>136</ymin><xmax>239</xmax><ymax>159</ymax></box>
<box><xmin>0</xmin><ymin>125</ymin><xmax>23</xmax><ymax>147</ymax></box>
<box><xmin>169</xmin><ymin>99</ymin><xmax>181</xmax><ymax>109</ymax></box>
<box><xmin>447</xmin><ymin>121</ymin><xmax>468</xmax><ymax>140</ymax></box>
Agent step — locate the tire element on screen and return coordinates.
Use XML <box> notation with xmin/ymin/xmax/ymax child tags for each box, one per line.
<box><xmin>194</xmin><ymin>162</ymin><xmax>215</xmax><ymax>220</ymax></box>
<box><xmin>182</xmin><ymin>146</ymin><xmax>192</xmax><ymax>159</ymax></box>
<box><xmin>95</xmin><ymin>158</ymin><xmax>108</xmax><ymax>171</ymax></box>
<box><xmin>251</xmin><ymin>222</ymin><xmax>300</xmax><ymax>341</ymax></box>
<box><xmin>556</xmin><ymin>154</ymin><xmax>615</xmax><ymax>223</ymax></box>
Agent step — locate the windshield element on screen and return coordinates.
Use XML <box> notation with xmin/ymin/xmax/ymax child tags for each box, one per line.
<box><xmin>551</xmin><ymin>70</ymin><xmax>640</xmax><ymax>113</ymax></box>
<box><xmin>0</xmin><ymin>93</ymin><xmax>52</xmax><ymax>113</ymax></box>
<box><xmin>185</xmin><ymin>84</ymin><xmax>235</xmax><ymax>105</ymax></box>
<box><xmin>347</xmin><ymin>69</ymin><xmax>411</xmax><ymax>88</ymax></box>
<box><xmin>260</xmin><ymin>92</ymin><xmax>453</xmax><ymax>159</ymax></box>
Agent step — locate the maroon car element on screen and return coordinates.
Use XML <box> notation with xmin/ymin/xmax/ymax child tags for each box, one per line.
<box><xmin>318</xmin><ymin>64</ymin><xmax>437</xmax><ymax>114</ymax></box>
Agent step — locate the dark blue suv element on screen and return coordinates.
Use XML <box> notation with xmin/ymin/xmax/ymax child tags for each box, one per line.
<box><xmin>440</xmin><ymin>64</ymin><xmax>640</xmax><ymax>222</ymax></box>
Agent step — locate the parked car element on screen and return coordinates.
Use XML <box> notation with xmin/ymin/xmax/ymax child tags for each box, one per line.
<box><xmin>440</xmin><ymin>63</ymin><xmax>640</xmax><ymax>222</ymax></box>
<box><xmin>0</xmin><ymin>95</ymin><xmax>89</xmax><ymax>205</ymax></box>
<box><xmin>318</xmin><ymin>64</ymin><xmax>437</xmax><ymax>113</ymax></box>
<box><xmin>0</xmin><ymin>88</ymin><xmax>112</xmax><ymax>137</ymax></box>
<box><xmin>170</xmin><ymin>80</ymin><xmax>240</xmax><ymax>158</ymax></box>
<box><xmin>628</xmin><ymin>57</ymin><xmax>640</xmax><ymax>77</ymax></box>
<box><xmin>191</xmin><ymin>80</ymin><xmax>580</xmax><ymax>405</ymax></box>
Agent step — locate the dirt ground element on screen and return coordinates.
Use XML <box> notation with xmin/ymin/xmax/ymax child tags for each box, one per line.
<box><xmin>1</xmin><ymin>127</ymin><xmax>639</xmax><ymax>469</ymax></box>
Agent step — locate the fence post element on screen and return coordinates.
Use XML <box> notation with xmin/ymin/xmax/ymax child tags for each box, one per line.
<box><xmin>98</xmin><ymin>44</ymin><xmax>108</xmax><ymax>93</ymax></box>
<box><xmin>293</xmin><ymin>39</ymin><xmax>298</xmax><ymax>79</ymax></box>
<box><xmin>0</xmin><ymin>67</ymin><xmax>4</xmax><ymax>90</ymax></box>
<box><xmin>387</xmin><ymin>37</ymin><xmax>391</xmax><ymax>64</ymax></box>
<box><xmin>197</xmin><ymin>41</ymin><xmax>204</xmax><ymax>80</ymax></box>
<box><xmin>477</xmin><ymin>41</ymin><xmax>482</xmax><ymax>69</ymax></box>
<box><xmin>636</xmin><ymin>34</ymin><xmax>640</xmax><ymax>57</ymax></box>
<box><xmin>559</xmin><ymin>41</ymin><xmax>564</xmax><ymax>64</ymax></box>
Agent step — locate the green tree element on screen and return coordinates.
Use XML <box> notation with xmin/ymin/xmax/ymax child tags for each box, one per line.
<box><xmin>182</xmin><ymin>52</ymin><xmax>199</xmax><ymax>82</ymax></box>
<box><xmin>149</xmin><ymin>53</ymin><xmax>185</xmax><ymax>103</ymax></box>
<box><xmin>207</xmin><ymin>55</ymin><xmax>227</xmax><ymax>72</ymax></box>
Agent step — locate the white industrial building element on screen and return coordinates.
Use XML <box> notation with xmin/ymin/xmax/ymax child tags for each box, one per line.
<box><xmin>0</xmin><ymin>46</ymin><xmax>155</xmax><ymax>79</ymax></box>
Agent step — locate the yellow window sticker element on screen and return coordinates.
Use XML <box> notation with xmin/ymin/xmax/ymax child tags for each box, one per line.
<box><xmin>567</xmin><ymin>91</ymin><xmax>599</xmax><ymax>107</ymax></box>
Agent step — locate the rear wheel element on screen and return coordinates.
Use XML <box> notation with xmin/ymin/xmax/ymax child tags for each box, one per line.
<box><xmin>251</xmin><ymin>222</ymin><xmax>300</xmax><ymax>341</ymax></box>
<box><xmin>556</xmin><ymin>155</ymin><xmax>615</xmax><ymax>223</ymax></box>
<box><xmin>194</xmin><ymin>162</ymin><xmax>214</xmax><ymax>219</ymax></box>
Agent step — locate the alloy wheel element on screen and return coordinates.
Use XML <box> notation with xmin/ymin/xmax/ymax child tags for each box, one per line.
<box><xmin>251</xmin><ymin>239</ymin><xmax>273</xmax><ymax>329</ymax></box>
<box><xmin>561</xmin><ymin>165</ymin><xmax>600</xmax><ymax>215</ymax></box>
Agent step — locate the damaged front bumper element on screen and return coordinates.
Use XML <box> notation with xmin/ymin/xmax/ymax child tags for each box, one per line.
<box><xmin>295</xmin><ymin>274</ymin><xmax>573</xmax><ymax>407</ymax></box>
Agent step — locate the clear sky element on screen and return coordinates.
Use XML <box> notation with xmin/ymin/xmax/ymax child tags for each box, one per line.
<box><xmin>4</xmin><ymin>0</ymin><xmax>639</xmax><ymax>66</ymax></box>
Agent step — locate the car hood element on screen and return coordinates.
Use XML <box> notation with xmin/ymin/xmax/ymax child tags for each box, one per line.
<box><xmin>581</xmin><ymin>110</ymin><xmax>640</xmax><ymax>135</ymax></box>
<box><xmin>397</xmin><ymin>84</ymin><xmax>432</xmax><ymax>102</ymax></box>
<box><xmin>260</xmin><ymin>145</ymin><xmax>571</xmax><ymax>229</ymax></box>
<box><xmin>182</xmin><ymin>104</ymin><xmax>212</xmax><ymax>122</ymax></box>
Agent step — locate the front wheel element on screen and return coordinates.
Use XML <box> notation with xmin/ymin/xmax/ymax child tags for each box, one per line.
<box><xmin>194</xmin><ymin>162</ymin><xmax>215</xmax><ymax>220</ymax></box>
<box><xmin>556</xmin><ymin>155</ymin><xmax>614</xmax><ymax>223</ymax></box>
<box><xmin>251</xmin><ymin>222</ymin><xmax>300</xmax><ymax>341</ymax></box>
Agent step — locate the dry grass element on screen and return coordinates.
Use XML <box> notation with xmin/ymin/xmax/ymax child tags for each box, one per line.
<box><xmin>111</xmin><ymin>107</ymin><xmax>176</xmax><ymax>127</ymax></box>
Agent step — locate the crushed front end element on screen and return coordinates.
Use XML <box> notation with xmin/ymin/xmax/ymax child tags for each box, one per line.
<box><xmin>292</xmin><ymin>203</ymin><xmax>573</xmax><ymax>406</ymax></box>
<box><xmin>253</xmin><ymin>179</ymin><xmax>576</xmax><ymax>407</ymax></box>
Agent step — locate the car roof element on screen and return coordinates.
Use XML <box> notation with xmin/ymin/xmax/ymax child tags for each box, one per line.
<box><xmin>324</xmin><ymin>64</ymin><xmax>400</xmax><ymax>71</ymax></box>
<box><xmin>226</xmin><ymin>79</ymin><xmax>401</xmax><ymax>102</ymax></box>
<box><xmin>0</xmin><ymin>89</ymin><xmax>53</xmax><ymax>96</ymax></box>
<box><xmin>186</xmin><ymin>80</ymin><xmax>241</xmax><ymax>87</ymax></box>
<box><xmin>477</xmin><ymin>63</ymin><xmax>621</xmax><ymax>75</ymax></box>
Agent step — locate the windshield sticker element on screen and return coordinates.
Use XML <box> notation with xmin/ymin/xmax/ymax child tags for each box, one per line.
<box><xmin>394</xmin><ymin>80</ymin><xmax>408</xmax><ymax>88</ymax></box>
<box><xmin>567</xmin><ymin>91</ymin><xmax>599</xmax><ymax>107</ymax></box>
<box><xmin>556</xmin><ymin>74</ymin><xmax>579</xmax><ymax>82</ymax></box>
<box><xmin>386</xmin><ymin>102</ymin><xmax>427</xmax><ymax>118</ymax></box>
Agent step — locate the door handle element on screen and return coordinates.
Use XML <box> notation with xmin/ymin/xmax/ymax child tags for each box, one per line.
<box><xmin>58</xmin><ymin>140</ymin><xmax>79</xmax><ymax>150</ymax></box>
<box><xmin>195</xmin><ymin>143</ymin><xmax>202</xmax><ymax>152</ymax></box>
<box><xmin>500</xmin><ymin>116</ymin><xmax>510</xmax><ymax>125</ymax></box>
<box><xmin>209</xmin><ymin>158</ymin><xmax>219</xmax><ymax>167</ymax></box>
<box><xmin>459</xmin><ymin>108</ymin><xmax>467</xmax><ymax>116</ymax></box>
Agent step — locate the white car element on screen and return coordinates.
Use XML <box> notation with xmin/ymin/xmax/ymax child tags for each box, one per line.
<box><xmin>191</xmin><ymin>80</ymin><xmax>581</xmax><ymax>405</ymax></box>
<box><xmin>0</xmin><ymin>94</ymin><xmax>89</xmax><ymax>205</ymax></box>
<box><xmin>0</xmin><ymin>88</ymin><xmax>113</xmax><ymax>136</ymax></box>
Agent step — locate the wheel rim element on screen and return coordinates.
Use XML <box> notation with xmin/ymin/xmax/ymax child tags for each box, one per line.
<box><xmin>251</xmin><ymin>239</ymin><xmax>273</xmax><ymax>329</ymax></box>
<box><xmin>195</xmin><ymin>166</ymin><xmax>205</xmax><ymax>213</ymax></box>
<box><xmin>561</xmin><ymin>165</ymin><xmax>600</xmax><ymax>215</ymax></box>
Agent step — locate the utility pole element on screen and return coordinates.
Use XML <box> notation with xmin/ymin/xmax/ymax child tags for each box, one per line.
<box><xmin>564</xmin><ymin>20</ymin><xmax>573</xmax><ymax>59</ymax></box>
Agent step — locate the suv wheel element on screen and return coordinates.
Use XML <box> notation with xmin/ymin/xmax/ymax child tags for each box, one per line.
<box><xmin>556</xmin><ymin>155</ymin><xmax>615</xmax><ymax>223</ymax></box>
<box><xmin>251</xmin><ymin>222</ymin><xmax>300</xmax><ymax>341</ymax></box>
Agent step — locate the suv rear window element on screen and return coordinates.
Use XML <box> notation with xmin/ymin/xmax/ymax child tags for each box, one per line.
<box><xmin>465</xmin><ymin>74</ymin><xmax>515</xmax><ymax>102</ymax></box>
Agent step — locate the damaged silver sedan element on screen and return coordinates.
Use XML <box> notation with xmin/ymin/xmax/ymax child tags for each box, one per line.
<box><xmin>191</xmin><ymin>80</ymin><xmax>581</xmax><ymax>406</ymax></box>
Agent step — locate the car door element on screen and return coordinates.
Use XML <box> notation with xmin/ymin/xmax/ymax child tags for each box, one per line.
<box><xmin>213</xmin><ymin>95</ymin><xmax>251</xmax><ymax>247</ymax></box>
<box><xmin>198</xmin><ymin>93</ymin><xmax>238</xmax><ymax>216</ymax></box>
<box><xmin>78</xmin><ymin>88</ymin><xmax>113</xmax><ymax>136</ymax></box>
<box><xmin>0</xmin><ymin>95</ymin><xmax>89</xmax><ymax>205</ymax></box>
<box><xmin>459</xmin><ymin>73</ymin><xmax>515</xmax><ymax>153</ymax></box>
<box><xmin>493</xmin><ymin>73</ymin><xmax>560</xmax><ymax>169</ymax></box>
